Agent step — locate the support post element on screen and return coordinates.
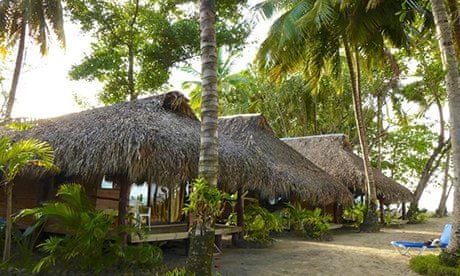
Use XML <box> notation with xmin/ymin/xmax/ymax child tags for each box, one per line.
<box><xmin>333</xmin><ymin>203</ymin><xmax>340</xmax><ymax>224</ymax></box>
<box><xmin>378</xmin><ymin>197</ymin><xmax>385</xmax><ymax>224</ymax></box>
<box><xmin>232</xmin><ymin>188</ymin><xmax>244</xmax><ymax>245</ymax></box>
<box><xmin>401</xmin><ymin>202</ymin><xmax>407</xmax><ymax>220</ymax></box>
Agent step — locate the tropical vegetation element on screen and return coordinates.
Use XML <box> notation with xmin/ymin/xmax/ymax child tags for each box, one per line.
<box><xmin>0</xmin><ymin>0</ymin><xmax>459</xmax><ymax>274</ymax></box>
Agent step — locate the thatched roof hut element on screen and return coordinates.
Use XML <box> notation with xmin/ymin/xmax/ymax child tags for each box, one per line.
<box><xmin>282</xmin><ymin>134</ymin><xmax>413</xmax><ymax>203</ymax></box>
<box><xmin>0</xmin><ymin>92</ymin><xmax>350</xmax><ymax>204</ymax></box>
<box><xmin>219</xmin><ymin>115</ymin><xmax>352</xmax><ymax>205</ymax></box>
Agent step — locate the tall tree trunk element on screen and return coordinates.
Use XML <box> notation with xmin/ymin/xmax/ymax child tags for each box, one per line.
<box><xmin>376</xmin><ymin>92</ymin><xmax>383</xmax><ymax>170</ymax></box>
<box><xmin>2</xmin><ymin>183</ymin><xmax>13</xmax><ymax>261</ymax></box>
<box><xmin>431</xmin><ymin>0</ymin><xmax>460</xmax><ymax>254</ymax></box>
<box><xmin>410</xmin><ymin>96</ymin><xmax>448</xmax><ymax>215</ymax></box>
<box><xmin>343</xmin><ymin>42</ymin><xmax>379</xmax><ymax>232</ymax></box>
<box><xmin>437</xmin><ymin>152</ymin><xmax>451</xmax><ymax>217</ymax></box>
<box><xmin>127</xmin><ymin>0</ymin><xmax>139</xmax><ymax>101</ymax></box>
<box><xmin>5</xmin><ymin>23</ymin><xmax>26</xmax><ymax>119</ymax></box>
<box><xmin>447</xmin><ymin>0</ymin><xmax>460</xmax><ymax>57</ymax></box>
<box><xmin>186</xmin><ymin>0</ymin><xmax>218</xmax><ymax>274</ymax></box>
<box><xmin>127</xmin><ymin>44</ymin><xmax>135</xmax><ymax>101</ymax></box>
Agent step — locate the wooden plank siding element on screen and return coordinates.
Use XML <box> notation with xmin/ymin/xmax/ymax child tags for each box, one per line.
<box><xmin>0</xmin><ymin>178</ymin><xmax>42</xmax><ymax>227</ymax></box>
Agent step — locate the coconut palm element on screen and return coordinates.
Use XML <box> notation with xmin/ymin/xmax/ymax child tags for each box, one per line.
<box><xmin>255</xmin><ymin>0</ymin><xmax>412</xmax><ymax>231</ymax></box>
<box><xmin>185</xmin><ymin>0</ymin><xmax>219</xmax><ymax>274</ymax></box>
<box><xmin>182</xmin><ymin>47</ymin><xmax>242</xmax><ymax>115</ymax></box>
<box><xmin>430</xmin><ymin>0</ymin><xmax>460</xmax><ymax>254</ymax></box>
<box><xmin>0</xmin><ymin>0</ymin><xmax>65</xmax><ymax>118</ymax></box>
<box><xmin>0</xmin><ymin>137</ymin><xmax>54</xmax><ymax>261</ymax></box>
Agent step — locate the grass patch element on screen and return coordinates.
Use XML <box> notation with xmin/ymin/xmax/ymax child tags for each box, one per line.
<box><xmin>410</xmin><ymin>254</ymin><xmax>460</xmax><ymax>276</ymax></box>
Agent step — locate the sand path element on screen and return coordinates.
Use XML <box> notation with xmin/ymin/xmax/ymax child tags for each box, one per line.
<box><xmin>211</xmin><ymin>219</ymin><xmax>449</xmax><ymax>276</ymax></box>
<box><xmin>164</xmin><ymin>216</ymin><xmax>451</xmax><ymax>275</ymax></box>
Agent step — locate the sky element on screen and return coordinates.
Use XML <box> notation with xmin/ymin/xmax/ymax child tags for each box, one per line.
<box><xmin>0</xmin><ymin>2</ymin><xmax>452</xmax><ymax>212</ymax></box>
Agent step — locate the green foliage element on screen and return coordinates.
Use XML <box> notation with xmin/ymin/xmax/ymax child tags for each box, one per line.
<box><xmin>228</xmin><ymin>203</ymin><xmax>283</xmax><ymax>244</ymax></box>
<box><xmin>208</xmin><ymin>67</ymin><xmax>361</xmax><ymax>139</ymax></box>
<box><xmin>284</xmin><ymin>202</ymin><xmax>310</xmax><ymax>232</ymax></box>
<box><xmin>184</xmin><ymin>177</ymin><xmax>223</xmax><ymax>227</ymax></box>
<box><xmin>302</xmin><ymin>208</ymin><xmax>332</xmax><ymax>240</ymax></box>
<box><xmin>244</xmin><ymin>204</ymin><xmax>284</xmax><ymax>244</ymax></box>
<box><xmin>166</xmin><ymin>267</ymin><xmax>188</xmax><ymax>276</ymax></box>
<box><xmin>382</xmin><ymin>208</ymin><xmax>400</xmax><ymax>225</ymax></box>
<box><xmin>409</xmin><ymin>208</ymin><xmax>429</xmax><ymax>224</ymax></box>
<box><xmin>66</xmin><ymin>0</ymin><xmax>249</xmax><ymax>104</ymax></box>
<box><xmin>0</xmin><ymin>0</ymin><xmax>65</xmax><ymax>55</ymax></box>
<box><xmin>343</xmin><ymin>203</ymin><xmax>366</xmax><ymax>228</ymax></box>
<box><xmin>285</xmin><ymin>203</ymin><xmax>332</xmax><ymax>240</ymax></box>
<box><xmin>0</xmin><ymin>137</ymin><xmax>55</xmax><ymax>182</ymax></box>
<box><xmin>410</xmin><ymin>254</ymin><xmax>460</xmax><ymax>276</ymax></box>
<box><xmin>381</xmin><ymin>123</ymin><xmax>438</xmax><ymax>187</ymax></box>
<box><xmin>5</xmin><ymin>122</ymin><xmax>34</xmax><ymax>131</ymax></box>
<box><xmin>439</xmin><ymin>251</ymin><xmax>459</xmax><ymax>267</ymax></box>
<box><xmin>16</xmin><ymin>184</ymin><xmax>163</xmax><ymax>274</ymax></box>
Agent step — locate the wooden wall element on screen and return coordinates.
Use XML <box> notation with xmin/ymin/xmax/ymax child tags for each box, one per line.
<box><xmin>0</xmin><ymin>178</ymin><xmax>42</xmax><ymax>227</ymax></box>
<box><xmin>95</xmin><ymin>187</ymin><xmax>119</xmax><ymax>211</ymax></box>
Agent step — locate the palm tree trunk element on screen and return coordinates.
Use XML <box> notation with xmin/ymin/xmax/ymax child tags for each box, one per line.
<box><xmin>431</xmin><ymin>0</ymin><xmax>460</xmax><ymax>254</ymax></box>
<box><xmin>447</xmin><ymin>0</ymin><xmax>460</xmax><ymax>56</ymax></box>
<box><xmin>5</xmin><ymin>22</ymin><xmax>26</xmax><ymax>119</ymax></box>
<box><xmin>127</xmin><ymin>44</ymin><xmax>135</xmax><ymax>101</ymax></box>
<box><xmin>437</xmin><ymin>152</ymin><xmax>451</xmax><ymax>217</ymax></box>
<box><xmin>377</xmin><ymin>92</ymin><xmax>383</xmax><ymax>170</ymax></box>
<box><xmin>2</xmin><ymin>183</ymin><xmax>13</xmax><ymax>261</ymax></box>
<box><xmin>343</xmin><ymin>41</ymin><xmax>379</xmax><ymax>232</ymax></box>
<box><xmin>127</xmin><ymin>0</ymin><xmax>139</xmax><ymax>101</ymax></box>
<box><xmin>186</xmin><ymin>0</ymin><xmax>218</xmax><ymax>274</ymax></box>
<box><xmin>197</xmin><ymin>0</ymin><xmax>219</xmax><ymax>186</ymax></box>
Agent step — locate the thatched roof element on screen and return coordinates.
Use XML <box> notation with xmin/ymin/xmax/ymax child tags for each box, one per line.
<box><xmin>282</xmin><ymin>134</ymin><xmax>413</xmax><ymax>203</ymax></box>
<box><xmin>219</xmin><ymin>115</ymin><xmax>352</xmax><ymax>205</ymax></box>
<box><xmin>0</xmin><ymin>92</ymin><xmax>350</xmax><ymax>204</ymax></box>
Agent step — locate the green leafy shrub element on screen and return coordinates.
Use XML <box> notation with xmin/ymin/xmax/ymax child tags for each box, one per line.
<box><xmin>439</xmin><ymin>250</ymin><xmax>460</xmax><ymax>267</ymax></box>
<box><xmin>343</xmin><ymin>203</ymin><xmax>366</xmax><ymax>228</ymax></box>
<box><xmin>409</xmin><ymin>208</ymin><xmax>429</xmax><ymax>224</ymax></box>
<box><xmin>410</xmin><ymin>254</ymin><xmax>460</xmax><ymax>275</ymax></box>
<box><xmin>244</xmin><ymin>204</ymin><xmax>284</xmax><ymax>244</ymax></box>
<box><xmin>302</xmin><ymin>208</ymin><xmax>332</xmax><ymax>240</ymax></box>
<box><xmin>227</xmin><ymin>203</ymin><xmax>283</xmax><ymax>244</ymax></box>
<box><xmin>17</xmin><ymin>184</ymin><xmax>163</xmax><ymax>274</ymax></box>
<box><xmin>284</xmin><ymin>202</ymin><xmax>310</xmax><ymax>231</ymax></box>
<box><xmin>166</xmin><ymin>267</ymin><xmax>188</xmax><ymax>276</ymax></box>
<box><xmin>183</xmin><ymin>177</ymin><xmax>223</xmax><ymax>226</ymax></box>
<box><xmin>285</xmin><ymin>203</ymin><xmax>332</xmax><ymax>240</ymax></box>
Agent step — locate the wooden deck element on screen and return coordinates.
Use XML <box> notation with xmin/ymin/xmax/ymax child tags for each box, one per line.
<box><xmin>130</xmin><ymin>223</ymin><xmax>242</xmax><ymax>243</ymax></box>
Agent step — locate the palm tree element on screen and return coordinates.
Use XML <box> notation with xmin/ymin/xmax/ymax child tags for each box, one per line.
<box><xmin>256</xmin><ymin>0</ymin><xmax>412</xmax><ymax>231</ymax></box>
<box><xmin>185</xmin><ymin>0</ymin><xmax>218</xmax><ymax>274</ymax></box>
<box><xmin>430</xmin><ymin>0</ymin><xmax>460</xmax><ymax>254</ymax></box>
<box><xmin>0</xmin><ymin>0</ymin><xmax>65</xmax><ymax>118</ymax></box>
<box><xmin>0</xmin><ymin>137</ymin><xmax>55</xmax><ymax>261</ymax></box>
<box><xmin>182</xmin><ymin>47</ymin><xmax>242</xmax><ymax>115</ymax></box>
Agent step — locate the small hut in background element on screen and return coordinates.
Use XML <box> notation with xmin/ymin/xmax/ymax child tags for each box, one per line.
<box><xmin>0</xmin><ymin>92</ymin><xmax>351</xmax><ymax>242</ymax></box>
<box><xmin>282</xmin><ymin>134</ymin><xmax>413</xmax><ymax>220</ymax></box>
<box><xmin>219</xmin><ymin>115</ymin><xmax>353</xmax><ymax>221</ymax></box>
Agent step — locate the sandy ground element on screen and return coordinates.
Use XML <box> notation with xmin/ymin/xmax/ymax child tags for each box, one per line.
<box><xmin>163</xmin><ymin>216</ymin><xmax>451</xmax><ymax>275</ymax></box>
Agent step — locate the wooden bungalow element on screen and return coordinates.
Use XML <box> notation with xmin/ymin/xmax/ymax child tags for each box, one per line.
<box><xmin>282</xmin><ymin>134</ymin><xmax>413</xmax><ymax>220</ymax></box>
<box><xmin>0</xmin><ymin>92</ymin><xmax>351</xmax><ymax>243</ymax></box>
<box><xmin>219</xmin><ymin>114</ymin><xmax>353</xmax><ymax>221</ymax></box>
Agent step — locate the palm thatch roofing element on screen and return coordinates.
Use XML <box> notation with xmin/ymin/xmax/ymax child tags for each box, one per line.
<box><xmin>219</xmin><ymin>114</ymin><xmax>352</xmax><ymax>205</ymax></box>
<box><xmin>282</xmin><ymin>134</ymin><xmax>413</xmax><ymax>203</ymax></box>
<box><xmin>0</xmin><ymin>92</ymin><xmax>350</xmax><ymax>204</ymax></box>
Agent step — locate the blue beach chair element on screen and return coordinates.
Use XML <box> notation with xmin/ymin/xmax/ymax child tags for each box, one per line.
<box><xmin>391</xmin><ymin>224</ymin><xmax>452</xmax><ymax>256</ymax></box>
